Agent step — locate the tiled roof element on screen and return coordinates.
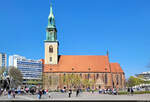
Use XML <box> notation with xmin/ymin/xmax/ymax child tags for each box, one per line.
<box><xmin>44</xmin><ymin>55</ymin><xmax>111</xmax><ymax>73</ymax></box>
<box><xmin>43</xmin><ymin>55</ymin><xmax>124</xmax><ymax>73</ymax></box>
<box><xmin>110</xmin><ymin>63</ymin><xmax>124</xmax><ymax>73</ymax></box>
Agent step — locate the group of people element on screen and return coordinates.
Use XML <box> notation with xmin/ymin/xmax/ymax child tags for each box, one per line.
<box><xmin>98</xmin><ymin>88</ymin><xmax>118</xmax><ymax>95</ymax></box>
<box><xmin>8</xmin><ymin>90</ymin><xmax>16</xmax><ymax>99</ymax></box>
<box><xmin>35</xmin><ymin>88</ymin><xmax>81</xmax><ymax>99</ymax></box>
<box><xmin>0</xmin><ymin>89</ymin><xmax>16</xmax><ymax>99</ymax></box>
<box><xmin>127</xmin><ymin>87</ymin><xmax>134</xmax><ymax>95</ymax></box>
<box><xmin>68</xmin><ymin>88</ymin><xmax>80</xmax><ymax>98</ymax></box>
<box><xmin>0</xmin><ymin>86</ymin><xmax>136</xmax><ymax>100</ymax></box>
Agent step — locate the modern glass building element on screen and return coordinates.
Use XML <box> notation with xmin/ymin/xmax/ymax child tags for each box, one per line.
<box><xmin>0</xmin><ymin>53</ymin><xmax>7</xmax><ymax>68</ymax></box>
<box><xmin>9</xmin><ymin>55</ymin><xmax>42</xmax><ymax>84</ymax></box>
<box><xmin>136</xmin><ymin>71</ymin><xmax>150</xmax><ymax>81</ymax></box>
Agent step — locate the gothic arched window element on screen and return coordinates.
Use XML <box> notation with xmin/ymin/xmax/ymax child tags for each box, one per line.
<box><xmin>105</xmin><ymin>74</ymin><xmax>108</xmax><ymax>84</ymax></box>
<box><xmin>63</xmin><ymin>73</ymin><xmax>66</xmax><ymax>83</ymax></box>
<box><xmin>49</xmin><ymin>46</ymin><xmax>53</xmax><ymax>53</ymax></box>
<box><xmin>120</xmin><ymin>74</ymin><xmax>122</xmax><ymax>86</ymax></box>
<box><xmin>116</xmin><ymin>74</ymin><xmax>119</xmax><ymax>85</ymax></box>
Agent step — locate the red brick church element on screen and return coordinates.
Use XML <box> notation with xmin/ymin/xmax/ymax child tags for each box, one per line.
<box><xmin>42</xmin><ymin>4</ymin><xmax>125</xmax><ymax>90</ymax></box>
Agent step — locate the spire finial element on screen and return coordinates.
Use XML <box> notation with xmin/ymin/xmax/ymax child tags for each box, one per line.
<box><xmin>50</xmin><ymin>1</ymin><xmax>52</xmax><ymax>12</ymax></box>
<box><xmin>107</xmin><ymin>49</ymin><xmax>109</xmax><ymax>56</ymax></box>
<box><xmin>49</xmin><ymin>0</ymin><xmax>54</xmax><ymax>19</ymax></box>
<box><xmin>48</xmin><ymin>0</ymin><xmax>55</xmax><ymax>28</ymax></box>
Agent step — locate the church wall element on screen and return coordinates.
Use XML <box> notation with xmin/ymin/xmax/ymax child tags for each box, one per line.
<box><xmin>112</xmin><ymin>73</ymin><xmax>125</xmax><ymax>89</ymax></box>
<box><xmin>43</xmin><ymin>72</ymin><xmax>125</xmax><ymax>90</ymax></box>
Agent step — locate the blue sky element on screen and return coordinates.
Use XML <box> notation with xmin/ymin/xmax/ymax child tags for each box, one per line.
<box><xmin>0</xmin><ymin>0</ymin><xmax>150</xmax><ymax>78</ymax></box>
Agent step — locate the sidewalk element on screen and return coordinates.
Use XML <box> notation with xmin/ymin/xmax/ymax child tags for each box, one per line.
<box><xmin>0</xmin><ymin>92</ymin><xmax>150</xmax><ymax>101</ymax></box>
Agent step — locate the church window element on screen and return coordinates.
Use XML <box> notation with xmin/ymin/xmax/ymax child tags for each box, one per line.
<box><xmin>50</xmin><ymin>57</ymin><xmax>52</xmax><ymax>62</ymax></box>
<box><xmin>49</xmin><ymin>46</ymin><xmax>53</xmax><ymax>53</ymax></box>
<box><xmin>120</xmin><ymin>74</ymin><xmax>122</xmax><ymax>86</ymax></box>
<box><xmin>116</xmin><ymin>74</ymin><xmax>119</xmax><ymax>85</ymax></box>
<box><xmin>105</xmin><ymin>74</ymin><xmax>108</xmax><ymax>84</ymax></box>
<box><xmin>63</xmin><ymin>73</ymin><xmax>66</xmax><ymax>83</ymax></box>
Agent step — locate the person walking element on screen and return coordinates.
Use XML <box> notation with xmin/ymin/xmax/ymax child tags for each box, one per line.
<box><xmin>12</xmin><ymin>90</ymin><xmax>15</xmax><ymax>98</ymax></box>
<box><xmin>92</xmin><ymin>88</ymin><xmax>94</xmax><ymax>93</ymax></box>
<box><xmin>8</xmin><ymin>90</ymin><xmax>12</xmax><ymax>99</ymax></box>
<box><xmin>68</xmin><ymin>89</ymin><xmax>72</xmax><ymax>98</ymax></box>
<box><xmin>76</xmin><ymin>89</ymin><xmax>79</xmax><ymax>97</ymax></box>
<box><xmin>127</xmin><ymin>87</ymin><xmax>130</xmax><ymax>95</ymax></box>
<box><xmin>131</xmin><ymin>87</ymin><xmax>134</xmax><ymax>96</ymax></box>
<box><xmin>37</xmin><ymin>90</ymin><xmax>40</xmax><ymax>99</ymax></box>
<box><xmin>4</xmin><ymin>89</ymin><xmax>7</xmax><ymax>96</ymax></box>
<box><xmin>48</xmin><ymin>91</ymin><xmax>51</xmax><ymax>98</ymax></box>
<box><xmin>0</xmin><ymin>88</ymin><xmax>2</xmax><ymax>96</ymax></box>
<box><xmin>38</xmin><ymin>90</ymin><xmax>42</xmax><ymax>99</ymax></box>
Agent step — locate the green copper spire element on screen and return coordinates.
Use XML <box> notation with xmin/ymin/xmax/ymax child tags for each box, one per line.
<box><xmin>48</xmin><ymin>4</ymin><xmax>55</xmax><ymax>28</ymax></box>
<box><xmin>45</xmin><ymin>2</ymin><xmax>57</xmax><ymax>42</ymax></box>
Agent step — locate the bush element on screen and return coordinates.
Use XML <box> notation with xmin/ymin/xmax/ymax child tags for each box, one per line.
<box><xmin>118</xmin><ymin>91</ymin><xmax>150</xmax><ymax>95</ymax></box>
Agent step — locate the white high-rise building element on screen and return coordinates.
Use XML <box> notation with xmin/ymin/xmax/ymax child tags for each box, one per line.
<box><xmin>0</xmin><ymin>53</ymin><xmax>7</xmax><ymax>68</ymax></box>
<box><xmin>9</xmin><ymin>55</ymin><xmax>42</xmax><ymax>83</ymax></box>
<box><xmin>136</xmin><ymin>71</ymin><xmax>150</xmax><ymax>81</ymax></box>
<box><xmin>9</xmin><ymin>55</ymin><xmax>26</xmax><ymax>67</ymax></box>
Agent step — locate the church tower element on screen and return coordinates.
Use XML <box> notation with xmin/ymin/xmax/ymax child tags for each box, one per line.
<box><xmin>44</xmin><ymin>4</ymin><xmax>58</xmax><ymax>64</ymax></box>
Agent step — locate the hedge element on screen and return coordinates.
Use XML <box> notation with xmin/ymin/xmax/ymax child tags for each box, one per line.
<box><xmin>118</xmin><ymin>91</ymin><xmax>150</xmax><ymax>95</ymax></box>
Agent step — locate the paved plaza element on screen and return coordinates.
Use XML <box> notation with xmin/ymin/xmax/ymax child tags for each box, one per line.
<box><xmin>0</xmin><ymin>92</ymin><xmax>150</xmax><ymax>101</ymax></box>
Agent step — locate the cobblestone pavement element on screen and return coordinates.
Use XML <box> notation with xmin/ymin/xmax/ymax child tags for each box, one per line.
<box><xmin>0</xmin><ymin>92</ymin><xmax>150</xmax><ymax>101</ymax></box>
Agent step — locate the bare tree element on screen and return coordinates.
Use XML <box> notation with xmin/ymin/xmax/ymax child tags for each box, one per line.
<box><xmin>0</xmin><ymin>67</ymin><xmax>6</xmax><ymax>79</ymax></box>
<box><xmin>8</xmin><ymin>67</ymin><xmax>23</xmax><ymax>88</ymax></box>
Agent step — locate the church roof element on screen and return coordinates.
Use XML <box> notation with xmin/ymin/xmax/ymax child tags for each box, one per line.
<box><xmin>110</xmin><ymin>63</ymin><xmax>124</xmax><ymax>73</ymax></box>
<box><xmin>43</xmin><ymin>55</ymin><xmax>124</xmax><ymax>73</ymax></box>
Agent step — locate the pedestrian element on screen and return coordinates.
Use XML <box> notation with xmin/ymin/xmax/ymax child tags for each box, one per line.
<box><xmin>131</xmin><ymin>87</ymin><xmax>134</xmax><ymax>96</ymax></box>
<box><xmin>8</xmin><ymin>90</ymin><xmax>12</xmax><ymax>99</ymax></box>
<box><xmin>76</xmin><ymin>89</ymin><xmax>79</xmax><ymax>97</ymax></box>
<box><xmin>112</xmin><ymin>88</ymin><xmax>117</xmax><ymax>95</ymax></box>
<box><xmin>38</xmin><ymin>90</ymin><xmax>42</xmax><ymax>99</ymax></box>
<box><xmin>48</xmin><ymin>91</ymin><xmax>51</xmax><ymax>98</ymax></box>
<box><xmin>92</xmin><ymin>88</ymin><xmax>94</xmax><ymax>93</ymax></box>
<box><xmin>12</xmin><ymin>90</ymin><xmax>15</xmax><ymax>98</ymax></box>
<box><xmin>0</xmin><ymin>88</ymin><xmax>2</xmax><ymax>96</ymax></box>
<box><xmin>127</xmin><ymin>87</ymin><xmax>130</xmax><ymax>95</ymax></box>
<box><xmin>42</xmin><ymin>89</ymin><xmax>45</xmax><ymax>94</ymax></box>
<box><xmin>68</xmin><ymin>89</ymin><xmax>72</xmax><ymax>98</ymax></box>
<box><xmin>99</xmin><ymin>88</ymin><xmax>102</xmax><ymax>94</ymax></box>
<box><xmin>37</xmin><ymin>90</ymin><xmax>40</xmax><ymax>99</ymax></box>
<box><xmin>40</xmin><ymin>90</ymin><xmax>42</xmax><ymax>99</ymax></box>
<box><xmin>4</xmin><ymin>89</ymin><xmax>7</xmax><ymax>96</ymax></box>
